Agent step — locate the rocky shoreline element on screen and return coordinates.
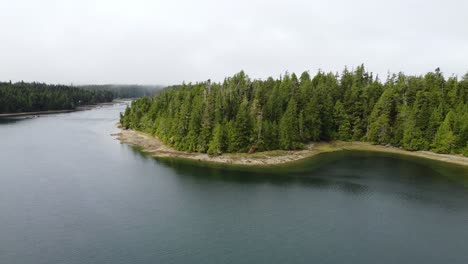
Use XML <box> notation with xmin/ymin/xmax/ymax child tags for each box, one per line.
<box><xmin>114</xmin><ymin>127</ymin><xmax>468</xmax><ymax>167</ymax></box>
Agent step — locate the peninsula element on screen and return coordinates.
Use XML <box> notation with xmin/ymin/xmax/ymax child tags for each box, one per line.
<box><xmin>118</xmin><ymin>66</ymin><xmax>468</xmax><ymax>166</ymax></box>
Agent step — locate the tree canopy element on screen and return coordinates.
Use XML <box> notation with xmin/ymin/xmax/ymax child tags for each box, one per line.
<box><xmin>79</xmin><ymin>84</ymin><xmax>161</xmax><ymax>98</ymax></box>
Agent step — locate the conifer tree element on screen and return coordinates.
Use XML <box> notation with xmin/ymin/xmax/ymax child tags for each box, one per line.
<box><xmin>432</xmin><ymin>111</ymin><xmax>458</xmax><ymax>153</ymax></box>
<box><xmin>279</xmin><ymin>98</ymin><xmax>301</xmax><ymax>150</ymax></box>
<box><xmin>229</xmin><ymin>98</ymin><xmax>252</xmax><ymax>152</ymax></box>
<box><xmin>333</xmin><ymin>101</ymin><xmax>351</xmax><ymax>141</ymax></box>
<box><xmin>207</xmin><ymin>123</ymin><xmax>225</xmax><ymax>155</ymax></box>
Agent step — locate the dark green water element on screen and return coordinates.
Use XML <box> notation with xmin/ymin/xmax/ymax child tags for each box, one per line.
<box><xmin>1</xmin><ymin>104</ymin><xmax>468</xmax><ymax>264</ymax></box>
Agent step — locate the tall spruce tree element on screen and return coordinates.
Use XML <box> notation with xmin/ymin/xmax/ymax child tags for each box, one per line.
<box><xmin>279</xmin><ymin>98</ymin><xmax>301</xmax><ymax>150</ymax></box>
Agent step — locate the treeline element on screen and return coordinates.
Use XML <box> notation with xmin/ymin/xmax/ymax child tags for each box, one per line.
<box><xmin>0</xmin><ymin>82</ymin><xmax>114</xmax><ymax>113</ymax></box>
<box><xmin>120</xmin><ymin>66</ymin><xmax>468</xmax><ymax>156</ymax></box>
<box><xmin>80</xmin><ymin>84</ymin><xmax>161</xmax><ymax>98</ymax></box>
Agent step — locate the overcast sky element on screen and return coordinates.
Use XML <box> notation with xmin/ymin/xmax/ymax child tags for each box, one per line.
<box><xmin>1</xmin><ymin>0</ymin><xmax>467</xmax><ymax>85</ymax></box>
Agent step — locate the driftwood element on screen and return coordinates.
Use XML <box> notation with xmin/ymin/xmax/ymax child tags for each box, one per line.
<box><xmin>248</xmin><ymin>144</ymin><xmax>258</xmax><ymax>154</ymax></box>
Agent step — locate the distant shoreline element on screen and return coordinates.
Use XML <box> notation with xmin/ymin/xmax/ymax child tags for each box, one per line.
<box><xmin>115</xmin><ymin>127</ymin><xmax>468</xmax><ymax>167</ymax></box>
<box><xmin>0</xmin><ymin>109</ymin><xmax>76</xmax><ymax>118</ymax></box>
<box><xmin>0</xmin><ymin>100</ymin><xmax>128</xmax><ymax>118</ymax></box>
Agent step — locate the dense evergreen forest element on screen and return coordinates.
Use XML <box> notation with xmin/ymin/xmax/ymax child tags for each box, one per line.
<box><xmin>120</xmin><ymin>66</ymin><xmax>468</xmax><ymax>157</ymax></box>
<box><xmin>0</xmin><ymin>82</ymin><xmax>113</xmax><ymax>113</ymax></box>
<box><xmin>80</xmin><ymin>84</ymin><xmax>161</xmax><ymax>98</ymax></box>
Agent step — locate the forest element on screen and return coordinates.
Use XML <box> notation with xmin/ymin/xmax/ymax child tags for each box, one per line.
<box><xmin>0</xmin><ymin>81</ymin><xmax>114</xmax><ymax>113</ymax></box>
<box><xmin>120</xmin><ymin>66</ymin><xmax>468</xmax><ymax>157</ymax></box>
<box><xmin>79</xmin><ymin>84</ymin><xmax>161</xmax><ymax>98</ymax></box>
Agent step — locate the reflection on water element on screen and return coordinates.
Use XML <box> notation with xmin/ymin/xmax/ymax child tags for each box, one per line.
<box><xmin>129</xmin><ymin>145</ymin><xmax>468</xmax><ymax>209</ymax></box>
<box><xmin>0</xmin><ymin>117</ymin><xmax>29</xmax><ymax>124</ymax></box>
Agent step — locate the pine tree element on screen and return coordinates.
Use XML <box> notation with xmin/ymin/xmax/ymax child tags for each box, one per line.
<box><xmin>432</xmin><ymin>111</ymin><xmax>458</xmax><ymax>153</ymax></box>
<box><xmin>333</xmin><ymin>101</ymin><xmax>351</xmax><ymax>141</ymax></box>
<box><xmin>367</xmin><ymin>114</ymin><xmax>391</xmax><ymax>144</ymax></box>
<box><xmin>198</xmin><ymin>94</ymin><xmax>215</xmax><ymax>152</ymax></box>
<box><xmin>185</xmin><ymin>97</ymin><xmax>203</xmax><ymax>152</ymax></box>
<box><xmin>402</xmin><ymin>114</ymin><xmax>428</xmax><ymax>151</ymax></box>
<box><xmin>366</xmin><ymin>89</ymin><xmax>395</xmax><ymax>144</ymax></box>
<box><xmin>279</xmin><ymin>98</ymin><xmax>301</xmax><ymax>150</ymax></box>
<box><xmin>207</xmin><ymin>123</ymin><xmax>225</xmax><ymax>155</ymax></box>
<box><xmin>302</xmin><ymin>98</ymin><xmax>321</xmax><ymax>141</ymax></box>
<box><xmin>229</xmin><ymin>98</ymin><xmax>252</xmax><ymax>152</ymax></box>
<box><xmin>263</xmin><ymin>120</ymin><xmax>279</xmax><ymax>151</ymax></box>
<box><xmin>426</xmin><ymin>104</ymin><xmax>444</xmax><ymax>143</ymax></box>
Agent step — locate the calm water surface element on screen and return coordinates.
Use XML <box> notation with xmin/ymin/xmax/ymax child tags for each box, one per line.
<box><xmin>1</xmin><ymin>104</ymin><xmax>468</xmax><ymax>264</ymax></box>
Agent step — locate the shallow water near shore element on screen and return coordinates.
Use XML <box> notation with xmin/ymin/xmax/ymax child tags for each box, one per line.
<box><xmin>1</xmin><ymin>103</ymin><xmax>468</xmax><ymax>264</ymax></box>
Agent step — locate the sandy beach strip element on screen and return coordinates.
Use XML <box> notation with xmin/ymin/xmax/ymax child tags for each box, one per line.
<box><xmin>114</xmin><ymin>127</ymin><xmax>468</xmax><ymax>167</ymax></box>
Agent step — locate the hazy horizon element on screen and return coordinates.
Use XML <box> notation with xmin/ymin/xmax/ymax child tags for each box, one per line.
<box><xmin>1</xmin><ymin>0</ymin><xmax>467</xmax><ymax>85</ymax></box>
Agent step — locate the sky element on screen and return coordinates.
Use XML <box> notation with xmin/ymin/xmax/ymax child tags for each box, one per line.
<box><xmin>0</xmin><ymin>0</ymin><xmax>467</xmax><ymax>85</ymax></box>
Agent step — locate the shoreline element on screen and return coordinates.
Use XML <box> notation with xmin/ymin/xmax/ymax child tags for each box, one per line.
<box><xmin>0</xmin><ymin>109</ymin><xmax>76</xmax><ymax>118</ymax></box>
<box><xmin>0</xmin><ymin>100</ymin><xmax>129</xmax><ymax>118</ymax></box>
<box><xmin>114</xmin><ymin>127</ymin><xmax>468</xmax><ymax>167</ymax></box>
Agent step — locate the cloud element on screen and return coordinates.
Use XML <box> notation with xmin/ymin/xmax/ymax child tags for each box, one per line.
<box><xmin>0</xmin><ymin>0</ymin><xmax>467</xmax><ymax>85</ymax></box>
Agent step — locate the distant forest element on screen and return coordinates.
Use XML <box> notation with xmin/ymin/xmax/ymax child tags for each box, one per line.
<box><xmin>121</xmin><ymin>66</ymin><xmax>468</xmax><ymax>156</ymax></box>
<box><xmin>80</xmin><ymin>84</ymin><xmax>161</xmax><ymax>98</ymax></box>
<box><xmin>0</xmin><ymin>82</ymin><xmax>114</xmax><ymax>113</ymax></box>
<box><xmin>0</xmin><ymin>82</ymin><xmax>161</xmax><ymax>114</ymax></box>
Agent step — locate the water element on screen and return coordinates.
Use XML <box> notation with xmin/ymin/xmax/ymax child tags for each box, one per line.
<box><xmin>1</xmin><ymin>103</ymin><xmax>468</xmax><ymax>264</ymax></box>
